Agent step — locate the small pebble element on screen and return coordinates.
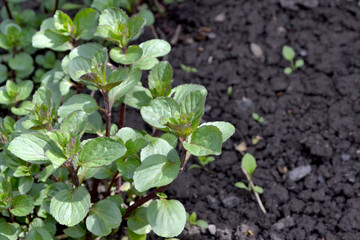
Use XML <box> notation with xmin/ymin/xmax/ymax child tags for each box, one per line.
<box><xmin>208</xmin><ymin>32</ymin><xmax>217</xmax><ymax>39</ymax></box>
<box><xmin>222</xmin><ymin>196</ymin><xmax>241</xmax><ymax>208</ymax></box>
<box><xmin>341</xmin><ymin>154</ymin><xmax>351</xmax><ymax>161</ymax></box>
<box><xmin>288</xmin><ymin>165</ymin><xmax>312</xmax><ymax>181</ymax></box>
<box><xmin>214</xmin><ymin>12</ymin><xmax>226</xmax><ymax>22</ymax></box>
<box><xmin>208</xmin><ymin>224</ymin><xmax>216</xmax><ymax>235</ymax></box>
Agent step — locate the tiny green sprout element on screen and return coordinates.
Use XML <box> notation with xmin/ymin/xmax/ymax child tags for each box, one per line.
<box><xmin>181</xmin><ymin>64</ymin><xmax>198</xmax><ymax>74</ymax></box>
<box><xmin>227</xmin><ymin>86</ymin><xmax>233</xmax><ymax>96</ymax></box>
<box><xmin>156</xmin><ymin>192</ymin><xmax>168</xmax><ymax>199</ymax></box>
<box><xmin>235</xmin><ymin>153</ymin><xmax>266</xmax><ymax>213</ymax></box>
<box><xmin>282</xmin><ymin>45</ymin><xmax>304</xmax><ymax>75</ymax></box>
<box><xmin>186</xmin><ymin>211</ymin><xmax>209</xmax><ymax>229</ymax></box>
<box><xmin>252</xmin><ymin>113</ymin><xmax>264</xmax><ymax>123</ymax></box>
<box><xmin>189</xmin><ymin>156</ymin><xmax>215</xmax><ymax>170</ymax></box>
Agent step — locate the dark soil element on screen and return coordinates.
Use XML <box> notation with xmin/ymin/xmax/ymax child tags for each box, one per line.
<box><xmin>140</xmin><ymin>0</ymin><xmax>360</xmax><ymax>239</ymax></box>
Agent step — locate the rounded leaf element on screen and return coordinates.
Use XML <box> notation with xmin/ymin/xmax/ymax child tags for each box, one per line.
<box><xmin>50</xmin><ymin>186</ymin><xmax>91</xmax><ymax>227</ymax></box>
<box><xmin>200</xmin><ymin>121</ymin><xmax>235</xmax><ymax>142</ymax></box>
<box><xmin>110</xmin><ymin>45</ymin><xmax>142</xmax><ymax>65</ymax></box>
<box><xmin>282</xmin><ymin>45</ymin><xmax>295</xmax><ymax>61</ymax></box>
<box><xmin>127</xmin><ymin>207</ymin><xmax>151</xmax><ymax>235</ymax></box>
<box><xmin>86</xmin><ymin>199</ymin><xmax>121</xmax><ymax>236</ymax></box>
<box><xmin>79</xmin><ymin>137</ymin><xmax>126</xmax><ymax>168</ymax></box>
<box><xmin>146</xmin><ymin>199</ymin><xmax>186</xmax><ymax>237</ymax></box>
<box><xmin>10</xmin><ymin>195</ymin><xmax>34</xmax><ymax>217</ymax></box>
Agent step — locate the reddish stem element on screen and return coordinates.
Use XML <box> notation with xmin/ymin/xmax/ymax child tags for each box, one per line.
<box><xmin>3</xmin><ymin>0</ymin><xmax>12</xmax><ymax>19</ymax></box>
<box><xmin>118</xmin><ymin>103</ymin><xmax>126</xmax><ymax>129</ymax></box>
<box><xmin>105</xmin><ymin>170</ymin><xmax>119</xmax><ymax>197</ymax></box>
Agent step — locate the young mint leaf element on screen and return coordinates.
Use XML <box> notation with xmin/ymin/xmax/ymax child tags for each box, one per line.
<box><xmin>183</xmin><ymin>125</ymin><xmax>222</xmax><ymax>156</ymax></box>
<box><xmin>126</xmin><ymin>16</ymin><xmax>146</xmax><ymax>40</ymax></box>
<box><xmin>295</xmin><ymin>59</ymin><xmax>304</xmax><ymax>68</ymax></box>
<box><xmin>58</xmin><ymin>94</ymin><xmax>98</xmax><ymax>119</ymax></box>
<box><xmin>60</xmin><ymin>110</ymin><xmax>88</xmax><ymax>139</ymax></box>
<box><xmin>284</xmin><ymin>67</ymin><xmax>292</xmax><ymax>75</ymax></box>
<box><xmin>200</xmin><ymin>121</ymin><xmax>235</xmax><ymax>142</ymax></box>
<box><xmin>124</xmin><ymin>84</ymin><xmax>153</xmax><ymax>109</ymax></box>
<box><xmin>86</xmin><ymin>199</ymin><xmax>121</xmax><ymax>236</ymax></box>
<box><xmin>133</xmin><ymin>39</ymin><xmax>171</xmax><ymax>70</ymax></box>
<box><xmin>98</xmin><ymin>7</ymin><xmax>128</xmax><ymax>27</ymax></box>
<box><xmin>79</xmin><ymin>137</ymin><xmax>126</xmax><ymax>168</ymax></box>
<box><xmin>128</xmin><ymin>229</ymin><xmax>146</xmax><ymax>240</ymax></box>
<box><xmin>138</xmin><ymin>9</ymin><xmax>155</xmax><ymax>26</ymax></box>
<box><xmin>170</xmin><ymin>84</ymin><xmax>207</xmax><ymax>104</ymax></box>
<box><xmin>160</xmin><ymin>133</ymin><xmax>178</xmax><ymax>148</ymax></box>
<box><xmin>180</xmin><ymin>90</ymin><xmax>207</xmax><ymax>125</ymax></box>
<box><xmin>127</xmin><ymin>207</ymin><xmax>151</xmax><ymax>235</ymax></box>
<box><xmin>140</xmin><ymin>137</ymin><xmax>179</xmax><ymax>163</ymax></box>
<box><xmin>73</xmin><ymin>8</ymin><xmax>99</xmax><ymax>40</ymax></box>
<box><xmin>110</xmin><ymin>45</ymin><xmax>143</xmax><ymax>65</ymax></box>
<box><xmin>68</xmin><ymin>56</ymin><xmax>92</xmax><ymax>82</ymax></box>
<box><xmin>282</xmin><ymin>45</ymin><xmax>295</xmax><ymax>61</ymax></box>
<box><xmin>140</xmin><ymin>97</ymin><xmax>179</xmax><ymax>130</ymax></box>
<box><xmin>54</xmin><ymin>10</ymin><xmax>73</xmax><ymax>33</ymax></box>
<box><xmin>134</xmin><ymin>154</ymin><xmax>180</xmax><ymax>192</ymax></box>
<box><xmin>8</xmin><ymin>133</ymin><xmax>64</xmax><ymax>164</ymax></box>
<box><xmin>0</xmin><ymin>219</ymin><xmax>21</xmax><ymax>240</ymax></box>
<box><xmin>32</xmin><ymin>29</ymin><xmax>70</xmax><ymax>50</ymax></box>
<box><xmin>50</xmin><ymin>186</ymin><xmax>91</xmax><ymax>227</ymax></box>
<box><xmin>146</xmin><ymin>199</ymin><xmax>186</xmax><ymax>238</ymax></box>
<box><xmin>0</xmin><ymin>64</ymin><xmax>8</xmax><ymax>84</ymax></box>
<box><xmin>25</xmin><ymin>227</ymin><xmax>52</xmax><ymax>240</ymax></box>
<box><xmin>10</xmin><ymin>195</ymin><xmax>34</xmax><ymax>217</ymax></box>
<box><xmin>148</xmin><ymin>61</ymin><xmax>173</xmax><ymax>98</ymax></box>
<box><xmin>241</xmin><ymin>153</ymin><xmax>257</xmax><ymax>178</ymax></box>
<box><xmin>116</xmin><ymin>157</ymin><xmax>140</xmax><ymax>179</ymax></box>
<box><xmin>63</xmin><ymin>225</ymin><xmax>86</xmax><ymax>239</ymax></box>
<box><xmin>18</xmin><ymin>176</ymin><xmax>34</xmax><ymax>194</ymax></box>
<box><xmin>9</xmin><ymin>52</ymin><xmax>33</xmax><ymax>71</ymax></box>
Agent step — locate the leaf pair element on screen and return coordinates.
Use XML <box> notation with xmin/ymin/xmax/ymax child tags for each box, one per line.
<box><xmin>32</xmin><ymin>8</ymin><xmax>99</xmax><ymax>50</ymax></box>
<box><xmin>0</xmin><ymin>80</ymin><xmax>33</xmax><ymax>115</ymax></box>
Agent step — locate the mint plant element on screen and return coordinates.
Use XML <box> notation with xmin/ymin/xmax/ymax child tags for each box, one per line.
<box><xmin>252</xmin><ymin>112</ymin><xmax>264</xmax><ymax>124</ymax></box>
<box><xmin>0</xmin><ymin>6</ymin><xmax>235</xmax><ymax>240</ymax></box>
<box><xmin>180</xmin><ymin>64</ymin><xmax>198</xmax><ymax>74</ymax></box>
<box><xmin>282</xmin><ymin>45</ymin><xmax>304</xmax><ymax>75</ymax></box>
<box><xmin>235</xmin><ymin>153</ymin><xmax>266</xmax><ymax>214</ymax></box>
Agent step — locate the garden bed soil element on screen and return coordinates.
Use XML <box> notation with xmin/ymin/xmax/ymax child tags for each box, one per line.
<box><xmin>135</xmin><ymin>0</ymin><xmax>360</xmax><ymax>239</ymax></box>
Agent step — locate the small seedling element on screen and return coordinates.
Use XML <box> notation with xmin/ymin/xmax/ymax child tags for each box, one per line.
<box><xmin>227</xmin><ymin>86</ymin><xmax>233</xmax><ymax>96</ymax></box>
<box><xmin>189</xmin><ymin>156</ymin><xmax>215</xmax><ymax>170</ymax></box>
<box><xmin>186</xmin><ymin>212</ymin><xmax>209</xmax><ymax>229</ymax></box>
<box><xmin>282</xmin><ymin>45</ymin><xmax>304</xmax><ymax>75</ymax></box>
<box><xmin>181</xmin><ymin>64</ymin><xmax>198</xmax><ymax>74</ymax></box>
<box><xmin>252</xmin><ymin>113</ymin><xmax>264</xmax><ymax>123</ymax></box>
<box><xmin>235</xmin><ymin>153</ymin><xmax>266</xmax><ymax>214</ymax></box>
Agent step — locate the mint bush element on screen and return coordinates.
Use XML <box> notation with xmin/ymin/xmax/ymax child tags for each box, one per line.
<box><xmin>0</xmin><ymin>5</ymin><xmax>235</xmax><ymax>240</ymax></box>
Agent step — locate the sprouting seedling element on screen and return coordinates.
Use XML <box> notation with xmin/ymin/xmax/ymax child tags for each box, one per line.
<box><xmin>235</xmin><ymin>153</ymin><xmax>266</xmax><ymax>214</ymax></box>
<box><xmin>282</xmin><ymin>45</ymin><xmax>304</xmax><ymax>75</ymax></box>
<box><xmin>227</xmin><ymin>86</ymin><xmax>233</xmax><ymax>96</ymax></box>
<box><xmin>189</xmin><ymin>156</ymin><xmax>215</xmax><ymax>170</ymax></box>
<box><xmin>252</xmin><ymin>113</ymin><xmax>264</xmax><ymax>124</ymax></box>
<box><xmin>186</xmin><ymin>211</ymin><xmax>209</xmax><ymax>229</ymax></box>
<box><xmin>181</xmin><ymin>64</ymin><xmax>198</xmax><ymax>74</ymax></box>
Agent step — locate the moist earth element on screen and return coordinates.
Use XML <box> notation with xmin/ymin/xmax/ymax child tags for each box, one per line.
<box><xmin>139</xmin><ymin>0</ymin><xmax>360</xmax><ymax>239</ymax></box>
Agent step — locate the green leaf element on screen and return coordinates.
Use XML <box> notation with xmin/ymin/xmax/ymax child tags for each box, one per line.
<box><xmin>63</xmin><ymin>225</ymin><xmax>86</xmax><ymax>239</ymax></box>
<box><xmin>8</xmin><ymin>133</ymin><xmax>63</xmax><ymax>164</ymax></box>
<box><xmin>8</xmin><ymin>53</ymin><xmax>33</xmax><ymax>72</ymax></box>
<box><xmin>140</xmin><ymin>137</ymin><xmax>179</xmax><ymax>162</ymax></box>
<box><xmin>146</xmin><ymin>199</ymin><xmax>186</xmax><ymax>238</ymax></box>
<box><xmin>54</xmin><ymin>10</ymin><xmax>73</xmax><ymax>33</ymax></box>
<box><xmin>10</xmin><ymin>195</ymin><xmax>34</xmax><ymax>216</ymax></box>
<box><xmin>38</xmin><ymin>165</ymin><xmax>55</xmax><ymax>182</ymax></box>
<box><xmin>73</xmin><ymin>8</ymin><xmax>99</xmax><ymax>39</ymax></box>
<box><xmin>68</xmin><ymin>57</ymin><xmax>91</xmax><ymax>82</ymax></box>
<box><xmin>13</xmin><ymin>165</ymin><xmax>31</xmax><ymax>177</ymax></box>
<box><xmin>183</xmin><ymin>125</ymin><xmax>222</xmax><ymax>156</ymax></box>
<box><xmin>116</xmin><ymin>157</ymin><xmax>140</xmax><ymax>179</ymax></box>
<box><xmin>133</xmin><ymin>154</ymin><xmax>180</xmax><ymax>192</ymax></box>
<box><xmin>282</xmin><ymin>45</ymin><xmax>295</xmax><ymax>61</ymax></box>
<box><xmin>295</xmin><ymin>59</ymin><xmax>304</xmax><ymax>68</ymax></box>
<box><xmin>170</xmin><ymin>84</ymin><xmax>207</xmax><ymax>105</ymax></box>
<box><xmin>58</xmin><ymin>94</ymin><xmax>98</xmax><ymax>119</ymax></box>
<box><xmin>0</xmin><ymin>219</ymin><xmax>21</xmax><ymax>240</ymax></box>
<box><xmin>18</xmin><ymin>176</ymin><xmax>34</xmax><ymax>194</ymax></box>
<box><xmin>200</xmin><ymin>121</ymin><xmax>235</xmax><ymax>142</ymax></box>
<box><xmin>160</xmin><ymin>133</ymin><xmax>178</xmax><ymax>148</ymax></box>
<box><xmin>235</xmin><ymin>182</ymin><xmax>249</xmax><ymax>191</ymax></box>
<box><xmin>138</xmin><ymin>9</ymin><xmax>155</xmax><ymax>26</ymax></box>
<box><xmin>241</xmin><ymin>153</ymin><xmax>256</xmax><ymax>178</ymax></box>
<box><xmin>16</xmin><ymin>80</ymin><xmax>34</xmax><ymax>101</ymax></box>
<box><xmin>79</xmin><ymin>137</ymin><xmax>126</xmax><ymax>168</ymax></box>
<box><xmin>98</xmin><ymin>7</ymin><xmax>128</xmax><ymax>27</ymax></box>
<box><xmin>128</xmin><ymin>207</ymin><xmax>151</xmax><ymax>235</ymax></box>
<box><xmin>140</xmin><ymin>97</ymin><xmax>180</xmax><ymax>130</ymax></box>
<box><xmin>86</xmin><ymin>199</ymin><xmax>121</xmax><ymax>236</ymax></box>
<box><xmin>253</xmin><ymin>186</ymin><xmax>264</xmax><ymax>194</ymax></box>
<box><xmin>126</xmin><ymin>16</ymin><xmax>146</xmax><ymax>40</ymax></box>
<box><xmin>0</xmin><ymin>64</ymin><xmax>7</xmax><ymax>84</ymax></box>
<box><xmin>25</xmin><ymin>227</ymin><xmax>52</xmax><ymax>240</ymax></box>
<box><xmin>60</xmin><ymin>110</ymin><xmax>88</xmax><ymax>138</ymax></box>
<box><xmin>133</xmin><ymin>39</ymin><xmax>171</xmax><ymax>70</ymax></box>
<box><xmin>86</xmin><ymin>112</ymin><xmax>103</xmax><ymax>135</ymax></box>
<box><xmin>110</xmin><ymin>45</ymin><xmax>142</xmax><ymax>65</ymax></box>
<box><xmin>180</xmin><ymin>90</ymin><xmax>207</xmax><ymax>125</ymax></box>
<box><xmin>149</xmin><ymin>61</ymin><xmax>173</xmax><ymax>98</ymax></box>
<box><xmin>189</xmin><ymin>212</ymin><xmax>196</xmax><ymax>223</ymax></box>
<box><xmin>284</xmin><ymin>67</ymin><xmax>292</xmax><ymax>75</ymax></box>
<box><xmin>108</xmin><ymin>67</ymin><xmax>142</xmax><ymax>106</ymax></box>
<box><xmin>50</xmin><ymin>186</ymin><xmax>91</xmax><ymax>227</ymax></box>
<box><xmin>124</xmin><ymin>84</ymin><xmax>153</xmax><ymax>109</ymax></box>
<box><xmin>195</xmin><ymin>220</ymin><xmax>208</xmax><ymax>229</ymax></box>
<box><xmin>32</xmin><ymin>29</ymin><xmax>70</xmax><ymax>50</ymax></box>
<box><xmin>128</xmin><ymin>229</ymin><xmax>146</xmax><ymax>240</ymax></box>
<box><xmin>11</xmin><ymin>100</ymin><xmax>33</xmax><ymax>116</ymax></box>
